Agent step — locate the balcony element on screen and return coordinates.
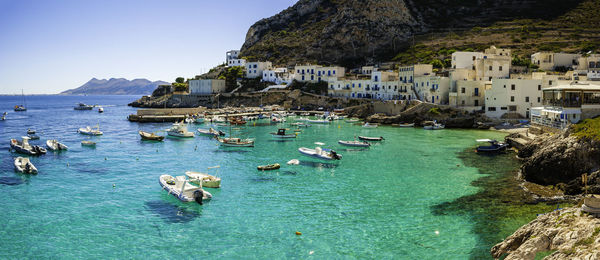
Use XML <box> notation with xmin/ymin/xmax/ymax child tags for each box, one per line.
<box><xmin>531</xmin><ymin>115</ymin><xmax>568</xmax><ymax>129</ymax></box>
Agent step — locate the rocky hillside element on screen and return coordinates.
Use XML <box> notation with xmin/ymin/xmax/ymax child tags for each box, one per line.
<box><xmin>60</xmin><ymin>78</ymin><xmax>168</xmax><ymax>95</ymax></box>
<box><xmin>240</xmin><ymin>0</ymin><xmax>598</xmax><ymax>67</ymax></box>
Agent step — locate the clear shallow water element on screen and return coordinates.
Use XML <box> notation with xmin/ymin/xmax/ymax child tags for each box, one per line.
<box><xmin>0</xmin><ymin>95</ymin><xmax>528</xmax><ymax>258</ymax></box>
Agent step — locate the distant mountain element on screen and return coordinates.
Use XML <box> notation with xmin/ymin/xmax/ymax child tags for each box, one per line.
<box><xmin>60</xmin><ymin>78</ymin><xmax>169</xmax><ymax>95</ymax></box>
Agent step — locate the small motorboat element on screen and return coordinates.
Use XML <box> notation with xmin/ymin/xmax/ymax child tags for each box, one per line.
<box><xmin>14</xmin><ymin>157</ymin><xmax>37</xmax><ymax>174</ymax></box>
<box><xmin>345</xmin><ymin>119</ymin><xmax>359</xmax><ymax>123</ymax></box>
<box><xmin>27</xmin><ymin>128</ymin><xmax>36</xmax><ymax>135</ymax></box>
<box><xmin>216</xmin><ymin>137</ymin><xmax>254</xmax><ymax>147</ymax></box>
<box><xmin>46</xmin><ymin>140</ymin><xmax>68</xmax><ymax>151</ymax></box>
<box><xmin>74</xmin><ymin>103</ymin><xmax>94</xmax><ymax>110</ymax></box>
<box><xmin>424</xmin><ymin>121</ymin><xmax>445</xmax><ymax>130</ymax></box>
<box><xmin>476</xmin><ymin>139</ymin><xmax>509</xmax><ymax>153</ymax></box>
<box><xmin>363</xmin><ymin>123</ymin><xmax>378</xmax><ymax>128</ymax></box>
<box><xmin>298</xmin><ymin>147</ymin><xmax>342</xmax><ymax>160</ymax></box>
<box><xmin>78</xmin><ymin>125</ymin><xmax>103</xmax><ymax>135</ymax></box>
<box><xmin>338</xmin><ymin>140</ymin><xmax>370</xmax><ymax>147</ymax></box>
<box><xmin>167</xmin><ymin>121</ymin><xmax>194</xmax><ymax>138</ymax></box>
<box><xmin>1</xmin><ymin>112</ymin><xmax>6</xmax><ymax>120</ymax></box>
<box><xmin>257</xmin><ymin>163</ymin><xmax>280</xmax><ymax>171</ymax></box>
<box><xmin>186</xmin><ymin>166</ymin><xmax>221</xmax><ymax>188</ymax></box>
<box><xmin>290</xmin><ymin>122</ymin><xmax>310</xmax><ymax>127</ymax></box>
<box><xmin>270</xmin><ymin>128</ymin><xmax>297</xmax><ymax>139</ymax></box>
<box><xmin>397</xmin><ymin>123</ymin><xmax>415</xmax><ymax>127</ymax></box>
<box><xmin>81</xmin><ymin>141</ymin><xmax>96</xmax><ymax>147</ymax></box>
<box><xmin>139</xmin><ymin>131</ymin><xmax>164</xmax><ymax>141</ymax></box>
<box><xmin>10</xmin><ymin>137</ymin><xmax>46</xmax><ymax>155</ymax></box>
<box><xmin>159</xmin><ymin>175</ymin><xmax>212</xmax><ymax>204</ymax></box>
<box><xmin>197</xmin><ymin>128</ymin><xmax>225</xmax><ymax>137</ymax></box>
<box><xmin>98</xmin><ymin>107</ymin><xmax>104</xmax><ymax>113</ymax></box>
<box><xmin>287</xmin><ymin>159</ymin><xmax>300</xmax><ymax>165</ymax></box>
<box><xmin>358</xmin><ymin>136</ymin><xmax>384</xmax><ymax>141</ymax></box>
<box><xmin>14</xmin><ymin>105</ymin><xmax>26</xmax><ymax>112</ymax></box>
<box><xmin>27</xmin><ymin>134</ymin><xmax>40</xmax><ymax>140</ymax></box>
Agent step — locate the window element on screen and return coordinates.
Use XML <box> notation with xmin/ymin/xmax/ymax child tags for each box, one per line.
<box><xmin>500</xmin><ymin>107</ymin><xmax>507</xmax><ymax>110</ymax></box>
<box><xmin>499</xmin><ymin>66</ymin><xmax>503</xmax><ymax>71</ymax></box>
<box><xmin>488</xmin><ymin>107</ymin><xmax>497</xmax><ymax>111</ymax></box>
<box><xmin>461</xmin><ymin>88</ymin><xmax>465</xmax><ymax>94</ymax></box>
<box><xmin>461</xmin><ymin>100</ymin><xmax>465</xmax><ymax>105</ymax></box>
<box><xmin>538</xmin><ymin>85</ymin><xmax>541</xmax><ymax>90</ymax></box>
<box><xmin>511</xmin><ymin>96</ymin><xmax>515</xmax><ymax>102</ymax></box>
<box><xmin>474</xmin><ymin>100</ymin><xmax>479</xmax><ymax>106</ymax></box>
<box><xmin>525</xmin><ymin>97</ymin><xmax>529</xmax><ymax>102</ymax></box>
<box><xmin>503</xmin><ymin>85</ymin><xmax>506</xmax><ymax>88</ymax></box>
<box><xmin>511</xmin><ymin>84</ymin><xmax>515</xmax><ymax>90</ymax></box>
<box><xmin>509</xmin><ymin>106</ymin><xmax>517</xmax><ymax>112</ymax></box>
<box><xmin>489</xmin><ymin>66</ymin><xmax>493</xmax><ymax>71</ymax></box>
<box><xmin>472</xmin><ymin>56</ymin><xmax>476</xmax><ymax>61</ymax></box>
<box><xmin>549</xmin><ymin>80</ymin><xmax>553</xmax><ymax>85</ymax></box>
<box><xmin>538</xmin><ymin>97</ymin><xmax>541</xmax><ymax>102</ymax></box>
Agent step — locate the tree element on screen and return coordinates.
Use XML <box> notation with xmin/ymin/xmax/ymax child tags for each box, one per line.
<box><xmin>175</xmin><ymin>77</ymin><xmax>185</xmax><ymax>84</ymax></box>
<box><xmin>430</xmin><ymin>59</ymin><xmax>444</xmax><ymax>69</ymax></box>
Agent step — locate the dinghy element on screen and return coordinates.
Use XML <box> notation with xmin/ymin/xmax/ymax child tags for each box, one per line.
<box><xmin>345</xmin><ymin>119</ymin><xmax>359</xmax><ymax>123</ymax></box>
<box><xmin>46</xmin><ymin>140</ymin><xmax>68</xmax><ymax>151</ymax></box>
<box><xmin>98</xmin><ymin>107</ymin><xmax>104</xmax><ymax>113</ymax></box>
<box><xmin>186</xmin><ymin>166</ymin><xmax>221</xmax><ymax>188</ymax></box>
<box><xmin>14</xmin><ymin>157</ymin><xmax>37</xmax><ymax>174</ymax></box>
<box><xmin>27</xmin><ymin>134</ymin><xmax>40</xmax><ymax>140</ymax></box>
<box><xmin>78</xmin><ymin>125</ymin><xmax>103</xmax><ymax>135</ymax></box>
<box><xmin>298</xmin><ymin>147</ymin><xmax>342</xmax><ymax>160</ymax></box>
<box><xmin>476</xmin><ymin>139</ymin><xmax>509</xmax><ymax>153</ymax></box>
<box><xmin>358</xmin><ymin>136</ymin><xmax>384</xmax><ymax>141</ymax></box>
<box><xmin>257</xmin><ymin>163</ymin><xmax>280</xmax><ymax>171</ymax></box>
<box><xmin>338</xmin><ymin>140</ymin><xmax>370</xmax><ymax>147</ymax></box>
<box><xmin>397</xmin><ymin>123</ymin><xmax>415</xmax><ymax>127</ymax></box>
<box><xmin>139</xmin><ymin>131</ymin><xmax>164</xmax><ymax>141</ymax></box>
<box><xmin>270</xmin><ymin>128</ymin><xmax>296</xmax><ymax>139</ymax></box>
<box><xmin>159</xmin><ymin>175</ymin><xmax>212</xmax><ymax>204</ymax></box>
<box><xmin>216</xmin><ymin>137</ymin><xmax>254</xmax><ymax>147</ymax></box>
<box><xmin>1</xmin><ymin>112</ymin><xmax>6</xmax><ymax>120</ymax></box>
<box><xmin>10</xmin><ymin>137</ymin><xmax>46</xmax><ymax>155</ymax></box>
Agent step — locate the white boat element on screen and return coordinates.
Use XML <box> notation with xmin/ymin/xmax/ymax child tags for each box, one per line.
<box><xmin>98</xmin><ymin>107</ymin><xmax>104</xmax><ymax>113</ymax></box>
<box><xmin>159</xmin><ymin>175</ymin><xmax>212</xmax><ymax>204</ymax></box>
<box><xmin>358</xmin><ymin>136</ymin><xmax>384</xmax><ymax>141</ymax></box>
<box><xmin>296</xmin><ymin>117</ymin><xmax>309</xmax><ymax>121</ymax></box>
<box><xmin>424</xmin><ymin>123</ymin><xmax>445</xmax><ymax>130</ymax></box>
<box><xmin>185</xmin><ymin>166</ymin><xmax>221</xmax><ymax>188</ymax></box>
<box><xmin>27</xmin><ymin>128</ymin><xmax>36</xmax><ymax>134</ymax></box>
<box><xmin>345</xmin><ymin>119</ymin><xmax>359</xmax><ymax>123</ymax></box>
<box><xmin>14</xmin><ymin>157</ymin><xmax>37</xmax><ymax>174</ymax></box>
<box><xmin>74</xmin><ymin>103</ymin><xmax>94</xmax><ymax>110</ymax></box>
<box><xmin>298</xmin><ymin>147</ymin><xmax>342</xmax><ymax>160</ymax></box>
<box><xmin>10</xmin><ymin>137</ymin><xmax>46</xmax><ymax>155</ymax></box>
<box><xmin>287</xmin><ymin>159</ymin><xmax>300</xmax><ymax>165</ymax></box>
<box><xmin>78</xmin><ymin>125</ymin><xmax>103</xmax><ymax>135</ymax></box>
<box><xmin>363</xmin><ymin>123</ymin><xmax>378</xmax><ymax>128</ymax></box>
<box><xmin>307</xmin><ymin>119</ymin><xmax>331</xmax><ymax>124</ymax></box>
<box><xmin>14</xmin><ymin>90</ymin><xmax>27</xmax><ymax>111</ymax></box>
<box><xmin>46</xmin><ymin>140</ymin><xmax>68</xmax><ymax>151</ymax></box>
<box><xmin>338</xmin><ymin>140</ymin><xmax>370</xmax><ymax>147</ymax></box>
<box><xmin>1</xmin><ymin>112</ymin><xmax>6</xmax><ymax>120</ymax></box>
<box><xmin>271</xmin><ymin>128</ymin><xmax>297</xmax><ymax>139</ymax></box>
<box><xmin>167</xmin><ymin>122</ymin><xmax>194</xmax><ymax>138</ymax></box>
<box><xmin>271</xmin><ymin>117</ymin><xmax>285</xmax><ymax>123</ymax></box>
<box><xmin>216</xmin><ymin>137</ymin><xmax>254</xmax><ymax>147</ymax></box>
<box><xmin>397</xmin><ymin>123</ymin><xmax>415</xmax><ymax>127</ymax></box>
<box><xmin>81</xmin><ymin>140</ymin><xmax>96</xmax><ymax>146</ymax></box>
<box><xmin>197</xmin><ymin>128</ymin><xmax>224</xmax><ymax>137</ymax></box>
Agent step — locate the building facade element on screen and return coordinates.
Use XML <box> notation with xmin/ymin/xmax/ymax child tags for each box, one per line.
<box><xmin>485</xmin><ymin>78</ymin><xmax>543</xmax><ymax>119</ymax></box>
<box><xmin>189</xmin><ymin>79</ymin><xmax>226</xmax><ymax>95</ymax></box>
<box><xmin>246</xmin><ymin>61</ymin><xmax>272</xmax><ymax>79</ymax></box>
<box><xmin>531</xmin><ymin>83</ymin><xmax>600</xmax><ymax>129</ymax></box>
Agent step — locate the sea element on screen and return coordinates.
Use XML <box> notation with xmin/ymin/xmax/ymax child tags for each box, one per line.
<box><xmin>0</xmin><ymin>95</ymin><xmax>559</xmax><ymax>259</ymax></box>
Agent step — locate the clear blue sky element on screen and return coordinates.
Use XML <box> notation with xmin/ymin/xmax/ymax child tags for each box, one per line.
<box><xmin>0</xmin><ymin>0</ymin><xmax>297</xmax><ymax>94</ymax></box>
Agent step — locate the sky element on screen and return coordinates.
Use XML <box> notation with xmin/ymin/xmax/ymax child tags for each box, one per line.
<box><xmin>0</xmin><ymin>0</ymin><xmax>297</xmax><ymax>94</ymax></box>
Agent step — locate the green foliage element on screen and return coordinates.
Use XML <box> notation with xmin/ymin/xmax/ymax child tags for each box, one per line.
<box><xmin>288</xmin><ymin>80</ymin><xmax>328</xmax><ymax>95</ymax></box>
<box><xmin>175</xmin><ymin>77</ymin><xmax>185</xmax><ymax>84</ymax></box>
<box><xmin>172</xmin><ymin>82</ymin><xmax>188</xmax><ymax>92</ymax></box>
<box><xmin>512</xmin><ymin>55</ymin><xmax>533</xmax><ymax>67</ymax></box>
<box><xmin>428</xmin><ymin>107</ymin><xmax>441</xmax><ymax>115</ymax></box>
<box><xmin>218</xmin><ymin>66</ymin><xmax>244</xmax><ymax>92</ymax></box>
<box><xmin>571</xmin><ymin>117</ymin><xmax>600</xmax><ymax>141</ymax></box>
<box><xmin>430</xmin><ymin>59</ymin><xmax>444</xmax><ymax>69</ymax></box>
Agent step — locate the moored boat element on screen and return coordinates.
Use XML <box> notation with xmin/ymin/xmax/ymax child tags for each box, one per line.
<box><xmin>257</xmin><ymin>163</ymin><xmax>280</xmax><ymax>171</ymax></box>
<box><xmin>363</xmin><ymin>122</ymin><xmax>378</xmax><ymax>128</ymax></box>
<box><xmin>27</xmin><ymin>134</ymin><xmax>40</xmax><ymax>140</ymax></box>
<box><xmin>81</xmin><ymin>140</ymin><xmax>96</xmax><ymax>146</ymax></box>
<box><xmin>338</xmin><ymin>140</ymin><xmax>370</xmax><ymax>147</ymax></box>
<box><xmin>10</xmin><ymin>137</ymin><xmax>46</xmax><ymax>155</ymax></box>
<box><xmin>345</xmin><ymin>119</ymin><xmax>359</xmax><ymax>123</ymax></box>
<box><xmin>216</xmin><ymin>137</ymin><xmax>254</xmax><ymax>147</ymax></box>
<box><xmin>98</xmin><ymin>107</ymin><xmax>104</xmax><ymax>113</ymax></box>
<box><xmin>397</xmin><ymin>123</ymin><xmax>415</xmax><ymax>127</ymax></box>
<box><xmin>307</xmin><ymin>119</ymin><xmax>331</xmax><ymax>124</ymax></box>
<box><xmin>159</xmin><ymin>175</ymin><xmax>212</xmax><ymax>204</ymax></box>
<box><xmin>167</xmin><ymin>121</ymin><xmax>194</xmax><ymax>138</ymax></box>
<box><xmin>1</xmin><ymin>112</ymin><xmax>6</xmax><ymax>120</ymax></box>
<box><xmin>270</xmin><ymin>128</ymin><xmax>296</xmax><ymax>139</ymax></box>
<box><xmin>78</xmin><ymin>125</ymin><xmax>103</xmax><ymax>135</ymax></box>
<box><xmin>358</xmin><ymin>136</ymin><xmax>384</xmax><ymax>141</ymax></box>
<box><xmin>46</xmin><ymin>140</ymin><xmax>68</xmax><ymax>151</ymax></box>
<box><xmin>139</xmin><ymin>131</ymin><xmax>164</xmax><ymax>141</ymax></box>
<box><xmin>476</xmin><ymin>139</ymin><xmax>509</xmax><ymax>153</ymax></box>
<box><xmin>74</xmin><ymin>103</ymin><xmax>94</xmax><ymax>110</ymax></box>
<box><xmin>298</xmin><ymin>147</ymin><xmax>342</xmax><ymax>160</ymax></box>
<box><xmin>27</xmin><ymin>128</ymin><xmax>36</xmax><ymax>135</ymax></box>
<box><xmin>424</xmin><ymin>121</ymin><xmax>445</xmax><ymax>130</ymax></box>
<box><xmin>185</xmin><ymin>166</ymin><xmax>221</xmax><ymax>188</ymax></box>
<box><xmin>197</xmin><ymin>128</ymin><xmax>225</xmax><ymax>137</ymax></box>
<box><xmin>14</xmin><ymin>90</ymin><xmax>27</xmax><ymax>111</ymax></box>
<box><xmin>14</xmin><ymin>157</ymin><xmax>37</xmax><ymax>174</ymax></box>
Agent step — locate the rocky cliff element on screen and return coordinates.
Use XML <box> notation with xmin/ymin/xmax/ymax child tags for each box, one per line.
<box><xmin>491</xmin><ymin>207</ymin><xmax>600</xmax><ymax>260</ymax></box>
<box><xmin>366</xmin><ymin>102</ymin><xmax>492</xmax><ymax>128</ymax></box>
<box><xmin>240</xmin><ymin>0</ymin><xmax>585</xmax><ymax>66</ymax></box>
<box><xmin>61</xmin><ymin>78</ymin><xmax>169</xmax><ymax>95</ymax></box>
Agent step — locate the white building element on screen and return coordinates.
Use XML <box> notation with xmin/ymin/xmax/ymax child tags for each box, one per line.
<box><xmin>226</xmin><ymin>50</ymin><xmax>246</xmax><ymax>67</ymax></box>
<box><xmin>246</xmin><ymin>61</ymin><xmax>272</xmax><ymax>79</ymax></box>
<box><xmin>452</xmin><ymin>46</ymin><xmax>511</xmax><ymax>81</ymax></box>
<box><xmin>531</xmin><ymin>52</ymin><xmax>581</xmax><ymax>71</ymax></box>
<box><xmin>189</xmin><ymin>79</ymin><xmax>226</xmax><ymax>95</ymax></box>
<box><xmin>294</xmin><ymin>65</ymin><xmax>345</xmax><ymax>83</ymax></box>
<box><xmin>398</xmin><ymin>64</ymin><xmax>432</xmax><ymax>100</ymax></box>
<box><xmin>452</xmin><ymin>52</ymin><xmax>484</xmax><ymax>69</ymax></box>
<box><xmin>414</xmin><ymin>75</ymin><xmax>450</xmax><ymax>105</ymax></box>
<box><xmin>262</xmin><ymin>68</ymin><xmax>294</xmax><ymax>85</ymax></box>
<box><xmin>485</xmin><ymin>79</ymin><xmax>543</xmax><ymax>119</ymax></box>
<box><xmin>575</xmin><ymin>54</ymin><xmax>600</xmax><ymax>81</ymax></box>
<box><xmin>531</xmin><ymin>83</ymin><xmax>600</xmax><ymax>129</ymax></box>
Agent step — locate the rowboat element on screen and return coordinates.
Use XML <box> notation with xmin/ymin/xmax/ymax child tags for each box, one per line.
<box><xmin>216</xmin><ymin>137</ymin><xmax>254</xmax><ymax>147</ymax></box>
<box><xmin>298</xmin><ymin>147</ymin><xmax>342</xmax><ymax>160</ymax></box>
<box><xmin>46</xmin><ymin>140</ymin><xmax>68</xmax><ymax>151</ymax></box>
<box><xmin>197</xmin><ymin>128</ymin><xmax>225</xmax><ymax>137</ymax></box>
<box><xmin>338</xmin><ymin>140</ymin><xmax>370</xmax><ymax>147</ymax></box>
<box><xmin>81</xmin><ymin>141</ymin><xmax>96</xmax><ymax>146</ymax></box>
<box><xmin>358</xmin><ymin>136</ymin><xmax>384</xmax><ymax>141</ymax></box>
<box><xmin>10</xmin><ymin>137</ymin><xmax>46</xmax><ymax>155</ymax></box>
<box><xmin>167</xmin><ymin>122</ymin><xmax>194</xmax><ymax>138</ymax></box>
<box><xmin>78</xmin><ymin>125</ymin><xmax>103</xmax><ymax>135</ymax></box>
<box><xmin>270</xmin><ymin>128</ymin><xmax>297</xmax><ymax>139</ymax></box>
<box><xmin>363</xmin><ymin>123</ymin><xmax>378</xmax><ymax>128</ymax></box>
<box><xmin>185</xmin><ymin>166</ymin><xmax>221</xmax><ymax>188</ymax></box>
<box><xmin>14</xmin><ymin>157</ymin><xmax>37</xmax><ymax>174</ymax></box>
<box><xmin>159</xmin><ymin>175</ymin><xmax>212</xmax><ymax>204</ymax></box>
<box><xmin>139</xmin><ymin>131</ymin><xmax>164</xmax><ymax>141</ymax></box>
<box><xmin>257</xmin><ymin>163</ymin><xmax>280</xmax><ymax>171</ymax></box>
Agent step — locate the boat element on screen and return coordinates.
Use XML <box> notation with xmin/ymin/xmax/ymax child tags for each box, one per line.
<box><xmin>159</xmin><ymin>175</ymin><xmax>212</xmax><ymax>204</ymax></box>
<box><xmin>270</xmin><ymin>128</ymin><xmax>297</xmax><ymax>139</ymax></box>
<box><xmin>10</xmin><ymin>137</ymin><xmax>46</xmax><ymax>155</ymax></box>
<box><xmin>358</xmin><ymin>136</ymin><xmax>384</xmax><ymax>141</ymax></box>
<box><xmin>257</xmin><ymin>163</ymin><xmax>280</xmax><ymax>171</ymax></box>
<box><xmin>271</xmin><ymin>117</ymin><xmax>285</xmax><ymax>123</ymax></box>
<box><xmin>229</xmin><ymin>117</ymin><xmax>246</xmax><ymax>125</ymax></box>
<box><xmin>363</xmin><ymin>122</ymin><xmax>378</xmax><ymax>128</ymax></box>
<box><xmin>27</xmin><ymin>129</ymin><xmax>36</xmax><ymax>134</ymax></box>
<box><xmin>476</xmin><ymin>139</ymin><xmax>509</xmax><ymax>153</ymax></box>
<box><xmin>307</xmin><ymin>119</ymin><xmax>331</xmax><ymax>124</ymax></box>
<box><xmin>74</xmin><ymin>103</ymin><xmax>94</xmax><ymax>110</ymax></box>
<box><xmin>1</xmin><ymin>112</ymin><xmax>6</xmax><ymax>120</ymax></box>
<box><xmin>78</xmin><ymin>125</ymin><xmax>103</xmax><ymax>135</ymax></box>
<box><xmin>345</xmin><ymin>119</ymin><xmax>359</xmax><ymax>123</ymax></box>
<box><xmin>185</xmin><ymin>166</ymin><xmax>222</xmax><ymax>188</ymax></box>
<box><xmin>287</xmin><ymin>159</ymin><xmax>300</xmax><ymax>165</ymax></box>
<box><xmin>338</xmin><ymin>140</ymin><xmax>370</xmax><ymax>147</ymax></box>
<box><xmin>423</xmin><ymin>123</ymin><xmax>445</xmax><ymax>130</ymax></box>
<box><xmin>139</xmin><ymin>131</ymin><xmax>164</xmax><ymax>141</ymax></box>
<box><xmin>167</xmin><ymin>121</ymin><xmax>194</xmax><ymax>138</ymax></box>
<box><xmin>14</xmin><ymin>157</ymin><xmax>37</xmax><ymax>174</ymax></box>
<box><xmin>27</xmin><ymin>134</ymin><xmax>40</xmax><ymax>140</ymax></box>
<box><xmin>46</xmin><ymin>140</ymin><xmax>68</xmax><ymax>151</ymax></box>
<box><xmin>98</xmin><ymin>107</ymin><xmax>104</xmax><ymax>113</ymax></box>
<box><xmin>197</xmin><ymin>128</ymin><xmax>225</xmax><ymax>137</ymax></box>
<box><xmin>290</xmin><ymin>122</ymin><xmax>310</xmax><ymax>127</ymax></box>
<box><xmin>81</xmin><ymin>140</ymin><xmax>96</xmax><ymax>146</ymax></box>
<box><xmin>14</xmin><ymin>90</ymin><xmax>27</xmax><ymax>111</ymax></box>
<box><xmin>216</xmin><ymin>137</ymin><xmax>254</xmax><ymax>147</ymax></box>
<box><xmin>298</xmin><ymin>147</ymin><xmax>342</xmax><ymax>160</ymax></box>
<box><xmin>397</xmin><ymin>123</ymin><xmax>415</xmax><ymax>127</ymax></box>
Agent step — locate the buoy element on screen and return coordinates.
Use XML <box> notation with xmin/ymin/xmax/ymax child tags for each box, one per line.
<box><xmin>113</xmin><ymin>184</ymin><xmax>116</xmax><ymax>188</ymax></box>
<box><xmin>105</xmin><ymin>157</ymin><xmax>107</xmax><ymax>160</ymax></box>
<box><xmin>435</xmin><ymin>230</ymin><xmax>440</xmax><ymax>235</ymax></box>
<box><xmin>338</xmin><ymin>125</ymin><xmax>341</xmax><ymax>128</ymax></box>
<box><xmin>66</xmin><ymin>162</ymin><xmax>69</xmax><ymax>167</ymax></box>
<box><xmin>295</xmin><ymin>231</ymin><xmax>302</xmax><ymax>236</ymax></box>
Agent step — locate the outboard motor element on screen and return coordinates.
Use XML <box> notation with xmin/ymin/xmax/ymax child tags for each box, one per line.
<box><xmin>331</xmin><ymin>150</ymin><xmax>341</xmax><ymax>160</ymax></box>
<box><xmin>193</xmin><ymin>190</ymin><xmax>204</xmax><ymax>205</ymax></box>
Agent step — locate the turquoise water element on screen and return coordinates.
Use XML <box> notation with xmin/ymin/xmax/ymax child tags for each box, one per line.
<box><xmin>1</xmin><ymin>95</ymin><xmax>517</xmax><ymax>258</ymax></box>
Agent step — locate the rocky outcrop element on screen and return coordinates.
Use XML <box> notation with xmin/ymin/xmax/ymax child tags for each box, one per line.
<box><xmin>365</xmin><ymin>102</ymin><xmax>490</xmax><ymax>128</ymax></box>
<box><xmin>491</xmin><ymin>207</ymin><xmax>600</xmax><ymax>260</ymax></box>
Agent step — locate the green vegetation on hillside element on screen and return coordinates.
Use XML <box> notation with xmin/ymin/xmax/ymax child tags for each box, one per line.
<box><xmin>571</xmin><ymin>117</ymin><xmax>600</xmax><ymax>141</ymax></box>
